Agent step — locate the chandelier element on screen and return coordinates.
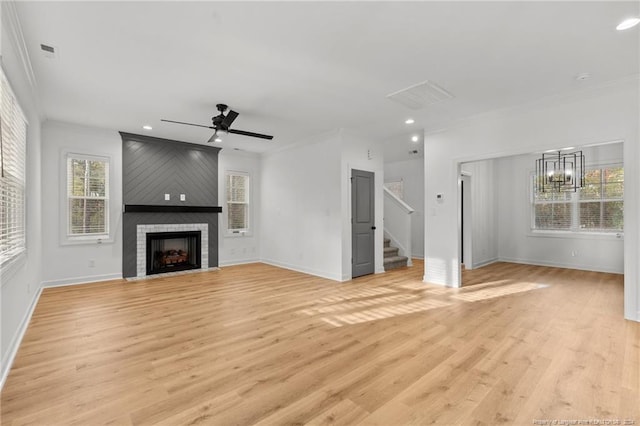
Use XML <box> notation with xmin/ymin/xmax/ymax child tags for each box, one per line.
<box><xmin>535</xmin><ymin>150</ymin><xmax>585</xmax><ymax>192</ymax></box>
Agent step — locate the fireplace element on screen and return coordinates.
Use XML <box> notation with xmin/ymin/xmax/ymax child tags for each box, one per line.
<box><xmin>135</xmin><ymin>223</ymin><xmax>209</xmax><ymax>278</ymax></box>
<box><xmin>146</xmin><ymin>231</ymin><xmax>202</xmax><ymax>275</ymax></box>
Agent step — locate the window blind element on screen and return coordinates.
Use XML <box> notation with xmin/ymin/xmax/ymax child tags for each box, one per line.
<box><xmin>0</xmin><ymin>67</ymin><xmax>27</xmax><ymax>266</ymax></box>
<box><xmin>226</xmin><ymin>172</ymin><xmax>249</xmax><ymax>231</ymax></box>
<box><xmin>532</xmin><ymin>165</ymin><xmax>623</xmax><ymax>232</ymax></box>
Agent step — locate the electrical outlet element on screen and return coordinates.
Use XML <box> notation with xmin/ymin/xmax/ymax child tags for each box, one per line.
<box><xmin>180</xmin><ymin>194</ymin><xmax>186</xmax><ymax>201</ymax></box>
<box><xmin>164</xmin><ymin>193</ymin><xmax>170</xmax><ymax>201</ymax></box>
<box><xmin>88</xmin><ymin>259</ymin><xmax>95</xmax><ymax>268</ymax></box>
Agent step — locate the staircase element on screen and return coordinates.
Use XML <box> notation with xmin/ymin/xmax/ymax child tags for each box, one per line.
<box><xmin>384</xmin><ymin>238</ymin><xmax>408</xmax><ymax>271</ymax></box>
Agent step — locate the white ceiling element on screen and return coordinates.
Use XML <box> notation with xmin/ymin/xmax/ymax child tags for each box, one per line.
<box><xmin>15</xmin><ymin>1</ymin><xmax>640</xmax><ymax>161</ymax></box>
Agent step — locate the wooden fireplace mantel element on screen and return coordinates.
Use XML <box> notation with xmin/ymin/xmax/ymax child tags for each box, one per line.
<box><xmin>123</xmin><ymin>205</ymin><xmax>222</xmax><ymax>213</ymax></box>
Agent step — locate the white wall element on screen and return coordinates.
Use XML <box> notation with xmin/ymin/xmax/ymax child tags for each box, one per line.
<box><xmin>1</xmin><ymin>2</ymin><xmax>44</xmax><ymax>386</ymax></box>
<box><xmin>260</xmin><ymin>131</ymin><xmax>343</xmax><ymax>281</ymax></box>
<box><xmin>423</xmin><ymin>79</ymin><xmax>639</xmax><ymax>321</ymax></box>
<box><xmin>341</xmin><ymin>130</ymin><xmax>385</xmax><ymax>280</ymax></box>
<box><xmin>384</xmin><ymin>158</ymin><xmax>424</xmax><ymax>258</ymax></box>
<box><xmin>218</xmin><ymin>150</ymin><xmax>261</xmax><ymax>266</ymax></box>
<box><xmin>495</xmin><ymin>143</ymin><xmax>624</xmax><ymax>274</ymax></box>
<box><xmin>461</xmin><ymin>159</ymin><xmax>498</xmax><ymax>268</ymax></box>
<box><xmin>40</xmin><ymin>121</ymin><xmax>123</xmax><ymax>286</ymax></box>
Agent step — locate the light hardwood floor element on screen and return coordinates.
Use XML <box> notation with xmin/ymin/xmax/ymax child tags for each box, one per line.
<box><xmin>1</xmin><ymin>260</ymin><xmax>638</xmax><ymax>425</ymax></box>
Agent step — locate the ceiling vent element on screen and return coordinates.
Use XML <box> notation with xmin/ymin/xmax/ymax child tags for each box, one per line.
<box><xmin>386</xmin><ymin>80</ymin><xmax>454</xmax><ymax>110</ymax></box>
<box><xmin>40</xmin><ymin>44</ymin><xmax>57</xmax><ymax>59</ymax></box>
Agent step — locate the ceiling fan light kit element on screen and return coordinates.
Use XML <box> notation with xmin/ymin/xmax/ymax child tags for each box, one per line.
<box><xmin>162</xmin><ymin>103</ymin><xmax>274</xmax><ymax>143</ymax></box>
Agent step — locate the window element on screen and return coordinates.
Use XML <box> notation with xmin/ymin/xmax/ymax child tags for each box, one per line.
<box><xmin>579</xmin><ymin>167</ymin><xmax>623</xmax><ymax>231</ymax></box>
<box><xmin>532</xmin><ymin>165</ymin><xmax>623</xmax><ymax>232</ymax></box>
<box><xmin>67</xmin><ymin>154</ymin><xmax>109</xmax><ymax>237</ymax></box>
<box><xmin>226</xmin><ymin>171</ymin><xmax>249</xmax><ymax>234</ymax></box>
<box><xmin>0</xmin><ymin>67</ymin><xmax>28</xmax><ymax>267</ymax></box>
<box><xmin>384</xmin><ymin>180</ymin><xmax>404</xmax><ymax>200</ymax></box>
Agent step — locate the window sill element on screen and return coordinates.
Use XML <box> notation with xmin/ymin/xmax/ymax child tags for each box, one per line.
<box><xmin>61</xmin><ymin>235</ymin><xmax>114</xmax><ymax>246</ymax></box>
<box><xmin>225</xmin><ymin>231</ymin><xmax>252</xmax><ymax>238</ymax></box>
<box><xmin>527</xmin><ymin>230</ymin><xmax>623</xmax><ymax>240</ymax></box>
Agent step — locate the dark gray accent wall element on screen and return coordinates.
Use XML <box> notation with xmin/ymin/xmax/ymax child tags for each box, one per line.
<box><xmin>122</xmin><ymin>133</ymin><xmax>219</xmax><ymax>205</ymax></box>
<box><xmin>121</xmin><ymin>132</ymin><xmax>221</xmax><ymax>278</ymax></box>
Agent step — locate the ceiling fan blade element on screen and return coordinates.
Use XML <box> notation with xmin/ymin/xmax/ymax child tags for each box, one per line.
<box><xmin>228</xmin><ymin>128</ymin><xmax>274</xmax><ymax>140</ymax></box>
<box><xmin>161</xmin><ymin>119</ymin><xmax>213</xmax><ymax>129</ymax></box>
<box><xmin>221</xmin><ymin>110</ymin><xmax>239</xmax><ymax>129</ymax></box>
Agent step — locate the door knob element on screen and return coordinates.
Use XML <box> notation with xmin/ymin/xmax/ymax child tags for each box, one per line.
<box><xmin>371</xmin><ymin>226</ymin><xmax>376</xmax><ymax>230</ymax></box>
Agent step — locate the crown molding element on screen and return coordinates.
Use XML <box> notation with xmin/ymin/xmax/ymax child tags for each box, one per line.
<box><xmin>1</xmin><ymin>1</ymin><xmax>43</xmax><ymax>120</ymax></box>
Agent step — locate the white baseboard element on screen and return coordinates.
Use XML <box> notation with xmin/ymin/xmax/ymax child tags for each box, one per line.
<box><xmin>219</xmin><ymin>258</ymin><xmax>260</xmax><ymax>267</ymax></box>
<box><xmin>422</xmin><ymin>275</ymin><xmax>455</xmax><ymax>287</ymax></box>
<box><xmin>260</xmin><ymin>259</ymin><xmax>342</xmax><ymax>282</ymax></box>
<box><xmin>1</xmin><ymin>287</ymin><xmax>42</xmax><ymax>391</ymax></box>
<box><xmin>472</xmin><ymin>258</ymin><xmax>499</xmax><ymax>269</ymax></box>
<box><xmin>41</xmin><ymin>273</ymin><xmax>123</xmax><ymax>288</ymax></box>
<box><xmin>498</xmin><ymin>257</ymin><xmax>623</xmax><ymax>274</ymax></box>
<box><xmin>411</xmin><ymin>255</ymin><xmax>424</xmax><ymax>260</ymax></box>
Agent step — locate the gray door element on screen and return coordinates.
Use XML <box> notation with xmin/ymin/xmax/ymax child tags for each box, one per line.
<box><xmin>352</xmin><ymin>169</ymin><xmax>375</xmax><ymax>278</ymax></box>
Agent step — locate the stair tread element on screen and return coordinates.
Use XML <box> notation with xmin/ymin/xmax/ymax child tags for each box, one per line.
<box><xmin>383</xmin><ymin>247</ymin><xmax>398</xmax><ymax>254</ymax></box>
<box><xmin>383</xmin><ymin>255</ymin><xmax>408</xmax><ymax>263</ymax></box>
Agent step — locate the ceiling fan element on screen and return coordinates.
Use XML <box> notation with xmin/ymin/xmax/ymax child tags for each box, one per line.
<box><xmin>161</xmin><ymin>104</ymin><xmax>273</xmax><ymax>143</ymax></box>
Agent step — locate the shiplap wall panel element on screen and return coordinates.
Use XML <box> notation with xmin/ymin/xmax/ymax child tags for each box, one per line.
<box><xmin>122</xmin><ymin>134</ymin><xmax>219</xmax><ymax>205</ymax></box>
<box><xmin>121</xmin><ymin>133</ymin><xmax>221</xmax><ymax>278</ymax></box>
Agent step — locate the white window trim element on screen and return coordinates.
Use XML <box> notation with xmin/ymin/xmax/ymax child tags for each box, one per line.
<box><xmin>224</xmin><ymin>170</ymin><xmax>252</xmax><ymax>237</ymax></box>
<box><xmin>59</xmin><ymin>149</ymin><xmax>115</xmax><ymax>245</ymax></box>
<box><xmin>530</xmin><ymin>162</ymin><xmax>624</xmax><ymax>236</ymax></box>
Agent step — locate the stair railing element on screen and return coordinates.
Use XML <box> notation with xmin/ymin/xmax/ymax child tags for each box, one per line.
<box><xmin>383</xmin><ymin>186</ymin><xmax>415</xmax><ymax>266</ymax></box>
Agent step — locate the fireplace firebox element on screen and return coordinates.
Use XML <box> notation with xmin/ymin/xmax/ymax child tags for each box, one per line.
<box><xmin>146</xmin><ymin>231</ymin><xmax>202</xmax><ymax>275</ymax></box>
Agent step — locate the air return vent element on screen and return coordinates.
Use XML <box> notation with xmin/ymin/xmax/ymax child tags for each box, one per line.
<box><xmin>40</xmin><ymin>44</ymin><xmax>57</xmax><ymax>59</ymax></box>
<box><xmin>386</xmin><ymin>80</ymin><xmax>454</xmax><ymax>110</ymax></box>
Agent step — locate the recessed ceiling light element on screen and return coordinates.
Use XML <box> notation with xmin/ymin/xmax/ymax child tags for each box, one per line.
<box><xmin>575</xmin><ymin>73</ymin><xmax>591</xmax><ymax>81</ymax></box>
<box><xmin>405</xmin><ymin>118</ymin><xmax>415</xmax><ymax>124</ymax></box>
<box><xmin>616</xmin><ymin>17</ymin><xmax>640</xmax><ymax>30</ymax></box>
<box><xmin>142</xmin><ymin>125</ymin><xmax>152</xmax><ymax>130</ymax></box>
<box><xmin>411</xmin><ymin>135</ymin><xmax>419</xmax><ymax>142</ymax></box>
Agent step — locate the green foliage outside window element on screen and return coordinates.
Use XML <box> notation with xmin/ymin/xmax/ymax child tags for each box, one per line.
<box><xmin>533</xmin><ymin>165</ymin><xmax>623</xmax><ymax>232</ymax></box>
<box><xmin>68</xmin><ymin>157</ymin><xmax>109</xmax><ymax>236</ymax></box>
